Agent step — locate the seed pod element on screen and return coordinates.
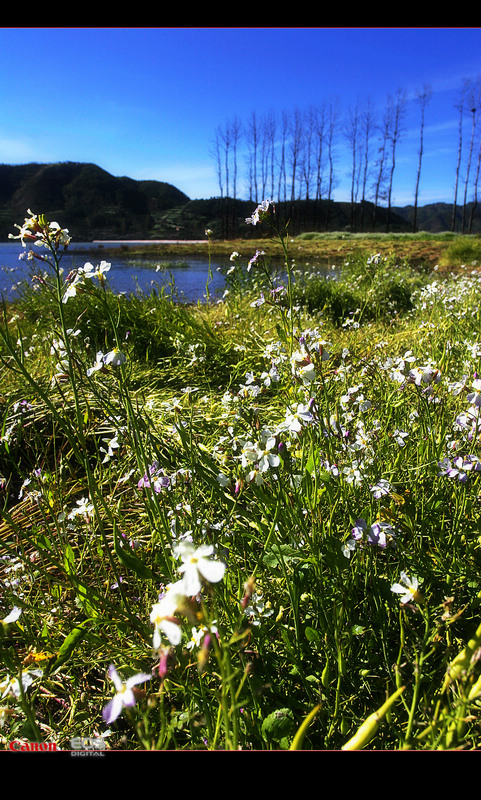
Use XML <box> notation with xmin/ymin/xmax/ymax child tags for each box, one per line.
<box><xmin>321</xmin><ymin>659</ymin><xmax>330</xmax><ymax>688</ymax></box>
<box><xmin>341</xmin><ymin>686</ymin><xmax>405</xmax><ymax>751</ymax></box>
<box><xmin>442</xmin><ymin>621</ymin><xmax>481</xmax><ymax>693</ymax></box>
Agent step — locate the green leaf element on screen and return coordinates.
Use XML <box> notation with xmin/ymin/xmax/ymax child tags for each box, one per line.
<box><xmin>304</xmin><ymin>626</ymin><xmax>321</xmax><ymax>643</ymax></box>
<box><xmin>46</xmin><ymin>623</ymin><xmax>89</xmax><ymax>673</ymax></box>
<box><xmin>113</xmin><ymin>524</ymin><xmax>155</xmax><ymax>580</ymax></box>
<box><xmin>262</xmin><ymin>708</ymin><xmax>295</xmax><ymax>744</ymax></box>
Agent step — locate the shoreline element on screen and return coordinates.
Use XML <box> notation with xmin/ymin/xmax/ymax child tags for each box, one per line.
<box><xmin>92</xmin><ymin>239</ymin><xmax>206</xmax><ymax>245</ymax></box>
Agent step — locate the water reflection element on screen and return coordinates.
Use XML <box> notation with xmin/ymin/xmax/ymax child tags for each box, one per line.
<box><xmin>0</xmin><ymin>241</ymin><xmax>338</xmax><ymax>303</ymax></box>
<box><xmin>0</xmin><ymin>242</ymin><xmax>227</xmax><ymax>302</ymax></box>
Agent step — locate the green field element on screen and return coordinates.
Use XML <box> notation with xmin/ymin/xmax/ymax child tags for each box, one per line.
<box><xmin>2</xmin><ymin>206</ymin><xmax>481</xmax><ymax>751</ymax></box>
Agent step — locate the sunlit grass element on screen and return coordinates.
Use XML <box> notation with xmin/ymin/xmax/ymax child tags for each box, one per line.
<box><xmin>1</xmin><ymin>207</ymin><xmax>481</xmax><ymax>751</ymax></box>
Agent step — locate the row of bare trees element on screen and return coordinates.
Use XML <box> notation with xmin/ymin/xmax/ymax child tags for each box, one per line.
<box><xmin>452</xmin><ymin>78</ymin><xmax>481</xmax><ymax>234</ymax></box>
<box><xmin>211</xmin><ymin>78</ymin><xmax>481</xmax><ymax>236</ymax></box>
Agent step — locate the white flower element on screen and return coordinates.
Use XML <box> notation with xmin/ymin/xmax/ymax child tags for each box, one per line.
<box><xmin>174</xmin><ymin>542</ymin><xmax>226</xmax><ymax>596</ymax></box>
<box><xmin>62</xmin><ymin>270</ymin><xmax>86</xmax><ymax>303</ymax></box>
<box><xmin>247</xmin><ymin>467</ymin><xmax>265</xmax><ymax>486</ymax></box>
<box><xmin>1</xmin><ymin>669</ymin><xmax>42</xmax><ymax>699</ymax></box>
<box><xmin>150</xmin><ymin>580</ymin><xmax>187</xmax><ymax>648</ymax></box>
<box><xmin>2</xmin><ymin>606</ymin><xmax>22</xmax><ymax>624</ymax></box>
<box><xmin>216</xmin><ymin>472</ymin><xmax>230</xmax><ymax>487</ymax></box>
<box><xmin>87</xmin><ymin>351</ymin><xmax>105</xmax><ymax>377</ymax></box>
<box><xmin>245</xmin><ymin>200</ymin><xmax>271</xmax><ymax>226</ymax></box>
<box><xmin>393</xmin><ymin>429</ymin><xmax>409</xmax><ymax>447</ymax></box>
<box><xmin>370</xmin><ymin>479</ymin><xmax>391</xmax><ymax>499</ymax></box>
<box><xmin>83</xmin><ymin>260</ymin><xmax>111</xmax><ymax>281</ymax></box>
<box><xmin>67</xmin><ymin>496</ymin><xmax>94</xmax><ymax>520</ymax></box>
<box><xmin>102</xmin><ymin>665</ymin><xmax>151</xmax><ymax>724</ymax></box>
<box><xmin>342</xmin><ymin>539</ymin><xmax>357</xmax><ymax>559</ymax></box>
<box><xmin>278</xmin><ymin>403</ymin><xmax>314</xmax><ymax>434</ymax></box>
<box><xmin>409</xmin><ymin>364</ymin><xmax>441</xmax><ymax>386</ymax></box>
<box><xmin>343</xmin><ymin>460</ymin><xmax>364</xmax><ymax>486</ymax></box>
<box><xmin>186</xmin><ymin>622</ymin><xmax>217</xmax><ymax>650</ymax></box>
<box><xmin>104</xmin><ymin>348</ymin><xmax>126</xmax><ymax>366</ymax></box>
<box><xmin>391</xmin><ymin>571</ymin><xmax>422</xmax><ymax>604</ymax></box>
<box><xmin>240</xmin><ymin>441</ymin><xmax>261</xmax><ymax>468</ymax></box>
<box><xmin>244</xmin><ymin>593</ymin><xmax>274</xmax><ymax>625</ymax></box>
<box><xmin>256</xmin><ymin>437</ymin><xmax>280</xmax><ymax>473</ymax></box>
<box><xmin>100</xmin><ymin>435</ymin><xmax>120</xmax><ymax>463</ymax></box>
<box><xmin>9</xmin><ymin>210</ymin><xmax>70</xmax><ymax>249</ymax></box>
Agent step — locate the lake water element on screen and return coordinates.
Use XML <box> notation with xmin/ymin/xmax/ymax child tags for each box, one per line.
<box><xmin>0</xmin><ymin>240</ymin><xmax>338</xmax><ymax>304</ymax></box>
<box><xmin>0</xmin><ymin>241</ymin><xmax>228</xmax><ymax>303</ymax></box>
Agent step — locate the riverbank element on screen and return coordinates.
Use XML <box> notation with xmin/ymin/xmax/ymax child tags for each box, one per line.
<box><xmin>87</xmin><ymin>231</ymin><xmax>472</xmax><ymax>271</ymax></box>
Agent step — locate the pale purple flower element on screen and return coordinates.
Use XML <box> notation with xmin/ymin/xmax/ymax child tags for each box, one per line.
<box><xmin>467</xmin><ymin>379</ymin><xmax>481</xmax><ymax>407</ymax></box>
<box><xmin>247</xmin><ymin>249</ymin><xmax>266</xmax><ymax>271</ymax></box>
<box><xmin>138</xmin><ymin>462</ymin><xmax>170</xmax><ymax>493</ymax></box>
<box><xmin>351</xmin><ymin>518</ymin><xmax>368</xmax><ymax>541</ymax></box>
<box><xmin>438</xmin><ymin>457</ymin><xmax>468</xmax><ymax>482</ymax></box>
<box><xmin>367</xmin><ymin>521</ymin><xmax>395</xmax><ymax>548</ymax></box>
<box><xmin>350</xmin><ymin>517</ymin><xmax>395</xmax><ymax>549</ymax></box>
<box><xmin>439</xmin><ymin>455</ymin><xmax>481</xmax><ymax>482</ymax></box>
<box><xmin>370</xmin><ymin>479</ymin><xmax>391</xmax><ymax>499</ymax></box>
<box><xmin>245</xmin><ymin>200</ymin><xmax>272</xmax><ymax>226</ymax></box>
<box><xmin>102</xmin><ymin>665</ymin><xmax>151</xmax><ymax>724</ymax></box>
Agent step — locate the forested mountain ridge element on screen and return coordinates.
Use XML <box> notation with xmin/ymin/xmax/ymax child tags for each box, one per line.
<box><xmin>0</xmin><ymin>161</ymin><xmax>478</xmax><ymax>241</ymax></box>
<box><xmin>0</xmin><ymin>162</ymin><xmax>190</xmax><ymax>241</ymax></box>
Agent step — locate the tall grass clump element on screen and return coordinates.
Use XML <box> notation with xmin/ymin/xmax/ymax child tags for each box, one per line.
<box><xmin>289</xmin><ymin>250</ymin><xmax>427</xmax><ymax>325</ymax></box>
<box><xmin>1</xmin><ymin>205</ymin><xmax>481</xmax><ymax>751</ymax></box>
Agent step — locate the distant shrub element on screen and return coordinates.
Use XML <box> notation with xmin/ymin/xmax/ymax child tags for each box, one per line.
<box><xmin>290</xmin><ymin>251</ymin><xmax>426</xmax><ymax>324</ymax></box>
<box><xmin>445</xmin><ymin>236</ymin><xmax>481</xmax><ymax>265</ymax></box>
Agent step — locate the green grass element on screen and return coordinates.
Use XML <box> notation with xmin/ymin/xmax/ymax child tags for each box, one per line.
<box><xmin>1</xmin><ymin>207</ymin><xmax>481</xmax><ymax>751</ymax></box>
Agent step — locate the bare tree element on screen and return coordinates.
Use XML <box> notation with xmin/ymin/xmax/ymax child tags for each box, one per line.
<box><xmin>211</xmin><ymin>128</ymin><xmax>224</xmax><ymax>197</ymax></box>
<box><xmin>412</xmin><ymin>84</ymin><xmax>432</xmax><ymax>232</ymax></box>
<box><xmin>452</xmin><ymin>80</ymin><xmax>470</xmax><ymax>232</ymax></box>
<box><xmin>246</xmin><ymin>111</ymin><xmax>260</xmax><ymax>202</ymax></box>
<box><xmin>371</xmin><ymin>106</ymin><xmax>390</xmax><ymax>230</ymax></box>
<box><xmin>313</xmin><ymin>104</ymin><xmax>326</xmax><ymax>202</ymax></box>
<box><xmin>468</xmin><ymin>122</ymin><xmax>481</xmax><ymax>234</ymax></box>
<box><xmin>277</xmin><ymin>110</ymin><xmax>289</xmax><ymax>204</ymax></box>
<box><xmin>359</xmin><ymin>98</ymin><xmax>376</xmax><ymax>231</ymax></box>
<box><xmin>230</xmin><ymin>115</ymin><xmax>243</xmax><ymax>233</ymax></box>
<box><xmin>385</xmin><ymin>89</ymin><xmax>407</xmax><ymax>231</ymax></box>
<box><xmin>299</xmin><ymin>107</ymin><xmax>316</xmax><ymax>201</ymax></box>
<box><xmin>325</xmin><ymin>99</ymin><xmax>340</xmax><ymax>229</ymax></box>
<box><xmin>344</xmin><ymin>99</ymin><xmax>362</xmax><ymax>230</ymax></box>
<box><xmin>287</xmin><ymin>108</ymin><xmax>304</xmax><ymax>202</ymax></box>
<box><xmin>462</xmin><ymin>80</ymin><xmax>480</xmax><ymax>233</ymax></box>
<box><xmin>260</xmin><ymin>111</ymin><xmax>276</xmax><ymax>200</ymax></box>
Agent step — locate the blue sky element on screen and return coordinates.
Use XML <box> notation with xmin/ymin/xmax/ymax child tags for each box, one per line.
<box><xmin>0</xmin><ymin>27</ymin><xmax>480</xmax><ymax>206</ymax></box>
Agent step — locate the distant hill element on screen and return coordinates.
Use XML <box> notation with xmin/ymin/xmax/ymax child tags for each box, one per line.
<box><xmin>0</xmin><ymin>162</ymin><xmax>190</xmax><ymax>241</ymax></box>
<box><xmin>0</xmin><ymin>162</ymin><xmax>479</xmax><ymax>241</ymax></box>
<box><xmin>392</xmin><ymin>202</ymin><xmax>481</xmax><ymax>234</ymax></box>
